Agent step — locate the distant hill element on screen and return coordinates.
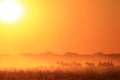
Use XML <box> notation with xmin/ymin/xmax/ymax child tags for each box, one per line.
<box><xmin>63</xmin><ymin>52</ymin><xmax>80</xmax><ymax>57</ymax></box>
<box><xmin>94</xmin><ymin>52</ymin><xmax>106</xmax><ymax>56</ymax></box>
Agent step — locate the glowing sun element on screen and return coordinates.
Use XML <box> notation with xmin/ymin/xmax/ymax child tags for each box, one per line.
<box><xmin>0</xmin><ymin>0</ymin><xmax>23</xmax><ymax>23</ymax></box>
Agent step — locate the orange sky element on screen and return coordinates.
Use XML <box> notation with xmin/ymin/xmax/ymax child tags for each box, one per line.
<box><xmin>0</xmin><ymin>0</ymin><xmax>120</xmax><ymax>54</ymax></box>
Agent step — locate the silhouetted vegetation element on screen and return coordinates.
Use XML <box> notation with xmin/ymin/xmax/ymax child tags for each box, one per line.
<box><xmin>0</xmin><ymin>65</ymin><xmax>119</xmax><ymax>80</ymax></box>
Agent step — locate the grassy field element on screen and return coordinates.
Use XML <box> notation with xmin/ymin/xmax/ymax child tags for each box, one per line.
<box><xmin>0</xmin><ymin>67</ymin><xmax>119</xmax><ymax>80</ymax></box>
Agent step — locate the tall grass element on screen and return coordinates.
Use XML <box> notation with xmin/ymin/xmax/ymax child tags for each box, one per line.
<box><xmin>0</xmin><ymin>66</ymin><xmax>119</xmax><ymax>80</ymax></box>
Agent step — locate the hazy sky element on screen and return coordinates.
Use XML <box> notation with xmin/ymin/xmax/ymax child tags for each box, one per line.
<box><xmin>0</xmin><ymin>0</ymin><xmax>120</xmax><ymax>54</ymax></box>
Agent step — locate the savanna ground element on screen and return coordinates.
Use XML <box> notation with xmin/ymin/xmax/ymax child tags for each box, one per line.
<box><xmin>0</xmin><ymin>66</ymin><xmax>119</xmax><ymax>80</ymax></box>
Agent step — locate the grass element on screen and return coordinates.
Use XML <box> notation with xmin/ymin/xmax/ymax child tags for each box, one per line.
<box><xmin>0</xmin><ymin>67</ymin><xmax>119</xmax><ymax>80</ymax></box>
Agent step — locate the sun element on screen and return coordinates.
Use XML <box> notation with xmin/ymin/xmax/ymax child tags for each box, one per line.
<box><xmin>0</xmin><ymin>0</ymin><xmax>23</xmax><ymax>23</ymax></box>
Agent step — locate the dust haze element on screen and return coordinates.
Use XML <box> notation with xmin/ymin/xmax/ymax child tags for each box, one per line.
<box><xmin>0</xmin><ymin>52</ymin><xmax>120</xmax><ymax>70</ymax></box>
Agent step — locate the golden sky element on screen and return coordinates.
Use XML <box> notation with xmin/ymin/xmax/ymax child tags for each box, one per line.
<box><xmin>0</xmin><ymin>0</ymin><xmax>120</xmax><ymax>54</ymax></box>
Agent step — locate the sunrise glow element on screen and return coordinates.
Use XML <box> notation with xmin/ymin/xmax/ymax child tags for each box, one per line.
<box><xmin>0</xmin><ymin>1</ymin><xmax>119</xmax><ymax>79</ymax></box>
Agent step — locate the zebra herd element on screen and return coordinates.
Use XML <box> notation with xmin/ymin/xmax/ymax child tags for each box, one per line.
<box><xmin>85</xmin><ymin>61</ymin><xmax>114</xmax><ymax>67</ymax></box>
<box><xmin>57</xmin><ymin>61</ymin><xmax>114</xmax><ymax>69</ymax></box>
